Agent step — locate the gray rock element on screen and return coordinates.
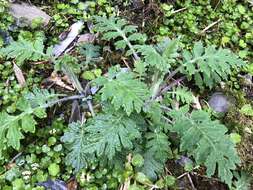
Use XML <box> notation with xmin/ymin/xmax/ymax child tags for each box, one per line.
<box><xmin>37</xmin><ymin>179</ymin><xmax>67</xmax><ymax>190</ymax></box>
<box><xmin>176</xmin><ymin>155</ymin><xmax>193</xmax><ymax>167</ymax></box>
<box><xmin>208</xmin><ymin>92</ymin><xmax>231</xmax><ymax>113</ymax></box>
<box><xmin>0</xmin><ymin>30</ymin><xmax>13</xmax><ymax>45</ymax></box>
<box><xmin>9</xmin><ymin>3</ymin><xmax>51</xmax><ymax>27</ymax></box>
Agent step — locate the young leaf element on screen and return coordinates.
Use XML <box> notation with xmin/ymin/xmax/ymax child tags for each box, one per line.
<box><xmin>145</xmin><ymin>132</ymin><xmax>171</xmax><ymax>162</ymax></box>
<box><xmin>94</xmin><ymin>16</ymin><xmax>146</xmax><ymax>60</ymax></box>
<box><xmin>79</xmin><ymin>43</ymin><xmax>100</xmax><ymax>65</ymax></box>
<box><xmin>141</xmin><ymin>150</ymin><xmax>165</xmax><ymax>180</ymax></box>
<box><xmin>166</xmin><ymin>86</ymin><xmax>194</xmax><ymax>105</ymax></box>
<box><xmin>134</xmin><ymin>45</ymin><xmax>170</xmax><ymax>73</ymax></box>
<box><xmin>95</xmin><ymin>68</ymin><xmax>150</xmax><ymax>115</ymax></box>
<box><xmin>61</xmin><ymin>121</ymin><xmax>92</xmax><ymax>172</ymax></box>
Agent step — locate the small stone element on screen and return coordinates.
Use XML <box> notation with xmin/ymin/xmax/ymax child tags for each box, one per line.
<box><xmin>0</xmin><ymin>30</ymin><xmax>13</xmax><ymax>45</ymax></box>
<box><xmin>9</xmin><ymin>3</ymin><xmax>51</xmax><ymax>27</ymax></box>
<box><xmin>37</xmin><ymin>179</ymin><xmax>67</xmax><ymax>190</ymax></box>
<box><xmin>208</xmin><ymin>92</ymin><xmax>231</xmax><ymax>113</ymax></box>
<box><xmin>175</xmin><ymin>156</ymin><xmax>193</xmax><ymax>167</ymax></box>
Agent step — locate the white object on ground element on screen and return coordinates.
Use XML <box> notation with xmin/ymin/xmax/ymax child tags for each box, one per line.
<box><xmin>53</xmin><ymin>21</ymin><xmax>84</xmax><ymax>58</ymax></box>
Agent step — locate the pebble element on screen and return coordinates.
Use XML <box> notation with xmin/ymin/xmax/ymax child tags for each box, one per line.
<box><xmin>0</xmin><ymin>30</ymin><xmax>12</xmax><ymax>45</ymax></box>
<box><xmin>208</xmin><ymin>92</ymin><xmax>231</xmax><ymax>113</ymax></box>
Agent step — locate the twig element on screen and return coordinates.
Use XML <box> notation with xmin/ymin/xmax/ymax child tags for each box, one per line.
<box><xmin>165</xmin><ymin>167</ymin><xmax>173</xmax><ymax>175</ymax></box>
<box><xmin>122</xmin><ymin>57</ymin><xmax>131</xmax><ymax>70</ymax></box>
<box><xmin>87</xmin><ymin>100</ymin><xmax>95</xmax><ymax>117</ymax></box>
<box><xmin>214</xmin><ymin>0</ymin><xmax>221</xmax><ymax>10</ymax></box>
<box><xmin>9</xmin><ymin>152</ymin><xmax>23</xmax><ymax>164</ymax></box>
<box><xmin>56</xmin><ymin>94</ymin><xmax>87</xmax><ymax>104</ymax></box>
<box><xmin>160</xmin><ymin>105</ymin><xmax>172</xmax><ymax>111</ymax></box>
<box><xmin>171</xmin><ymin>7</ymin><xmax>187</xmax><ymax>15</ymax></box>
<box><xmin>200</xmin><ymin>19</ymin><xmax>221</xmax><ymax>34</ymax></box>
<box><xmin>165</xmin><ymin>66</ymin><xmax>182</xmax><ymax>82</ymax></box>
<box><xmin>162</xmin><ymin>116</ymin><xmax>173</xmax><ymax>124</ymax></box>
<box><xmin>177</xmin><ymin>172</ymin><xmax>189</xmax><ymax>180</ymax></box>
<box><xmin>45</xmin><ymin>94</ymin><xmax>87</xmax><ymax>108</ymax></box>
<box><xmin>187</xmin><ymin>173</ymin><xmax>197</xmax><ymax>190</ymax></box>
<box><xmin>177</xmin><ymin>166</ymin><xmax>199</xmax><ymax>180</ymax></box>
<box><xmin>31</xmin><ymin>60</ymin><xmax>49</xmax><ymax>65</ymax></box>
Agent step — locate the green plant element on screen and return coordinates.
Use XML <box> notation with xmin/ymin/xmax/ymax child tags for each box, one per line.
<box><xmin>0</xmin><ymin>89</ymin><xmax>59</xmax><ymax>157</ymax></box>
<box><xmin>0</xmin><ymin>0</ymin><xmax>14</xmax><ymax>31</ymax></box>
<box><xmin>61</xmin><ymin>16</ymin><xmax>245</xmax><ymax>187</ymax></box>
<box><xmin>180</xmin><ymin>41</ymin><xmax>245</xmax><ymax>89</ymax></box>
<box><xmin>95</xmin><ymin>67</ymin><xmax>150</xmax><ymax>115</ymax></box>
<box><xmin>0</xmin><ymin>15</ymin><xmax>248</xmax><ymax>189</ymax></box>
<box><xmin>240</xmin><ymin>104</ymin><xmax>253</xmax><ymax>116</ymax></box>
<box><xmin>94</xmin><ymin>16</ymin><xmax>147</xmax><ymax>60</ymax></box>
<box><xmin>232</xmin><ymin>172</ymin><xmax>251</xmax><ymax>190</ymax></box>
<box><xmin>168</xmin><ymin>106</ymin><xmax>240</xmax><ymax>186</ymax></box>
<box><xmin>0</xmin><ymin>37</ymin><xmax>52</xmax><ymax>65</ymax></box>
<box><xmin>48</xmin><ymin>163</ymin><xmax>60</xmax><ymax>177</ymax></box>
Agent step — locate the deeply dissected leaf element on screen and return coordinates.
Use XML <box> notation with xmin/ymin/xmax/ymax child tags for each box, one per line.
<box><xmin>134</xmin><ymin>45</ymin><xmax>169</xmax><ymax>72</ymax></box>
<box><xmin>62</xmin><ymin>108</ymin><xmax>144</xmax><ymax>171</ymax></box>
<box><xmin>168</xmin><ymin>106</ymin><xmax>240</xmax><ymax>187</ymax></box>
<box><xmin>140</xmin><ymin>123</ymin><xmax>172</xmax><ymax>180</ymax></box>
<box><xmin>232</xmin><ymin>172</ymin><xmax>251</xmax><ymax>190</ymax></box>
<box><xmin>145</xmin><ymin>132</ymin><xmax>171</xmax><ymax>162</ymax></box>
<box><xmin>181</xmin><ymin>42</ymin><xmax>245</xmax><ymax>89</ymax></box>
<box><xmin>7</xmin><ymin>122</ymin><xmax>24</xmax><ymax>150</ymax></box>
<box><xmin>0</xmin><ymin>37</ymin><xmax>52</xmax><ymax>64</ymax></box>
<box><xmin>61</xmin><ymin>121</ymin><xmax>91</xmax><ymax>172</ymax></box>
<box><xmin>0</xmin><ymin>89</ymin><xmax>59</xmax><ymax>158</ymax></box>
<box><xmin>141</xmin><ymin>150</ymin><xmax>164</xmax><ymax>180</ymax></box>
<box><xmin>94</xmin><ymin>16</ymin><xmax>146</xmax><ymax>59</ymax></box>
<box><xmin>79</xmin><ymin>43</ymin><xmax>100</xmax><ymax>65</ymax></box>
<box><xmin>24</xmin><ymin>88</ymin><xmax>60</xmax><ymax>108</ymax></box>
<box><xmin>95</xmin><ymin>68</ymin><xmax>150</xmax><ymax>115</ymax></box>
<box><xmin>134</xmin><ymin>39</ymin><xmax>178</xmax><ymax>74</ymax></box>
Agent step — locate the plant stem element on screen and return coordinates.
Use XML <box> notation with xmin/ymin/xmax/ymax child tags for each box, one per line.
<box><xmin>45</xmin><ymin>94</ymin><xmax>87</xmax><ymax>108</ymax></box>
<box><xmin>165</xmin><ymin>65</ymin><xmax>183</xmax><ymax>81</ymax></box>
<box><xmin>160</xmin><ymin>76</ymin><xmax>186</xmax><ymax>95</ymax></box>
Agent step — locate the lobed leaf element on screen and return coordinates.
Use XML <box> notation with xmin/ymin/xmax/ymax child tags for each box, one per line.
<box><xmin>95</xmin><ymin>68</ymin><xmax>150</xmax><ymax>115</ymax></box>
<box><xmin>181</xmin><ymin>42</ymin><xmax>245</xmax><ymax>89</ymax></box>
<box><xmin>0</xmin><ymin>37</ymin><xmax>52</xmax><ymax>65</ymax></box>
<box><xmin>62</xmin><ymin>108</ymin><xmax>144</xmax><ymax>171</ymax></box>
<box><xmin>168</xmin><ymin>106</ymin><xmax>240</xmax><ymax>187</ymax></box>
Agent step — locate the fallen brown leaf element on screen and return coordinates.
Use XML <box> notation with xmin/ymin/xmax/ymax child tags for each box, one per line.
<box><xmin>5</xmin><ymin>163</ymin><xmax>16</xmax><ymax>170</ymax></box>
<box><xmin>45</xmin><ymin>72</ymin><xmax>75</xmax><ymax>91</ymax></box>
<box><xmin>13</xmin><ymin>63</ymin><xmax>26</xmax><ymax>87</ymax></box>
<box><xmin>67</xmin><ymin>177</ymin><xmax>78</xmax><ymax>190</ymax></box>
